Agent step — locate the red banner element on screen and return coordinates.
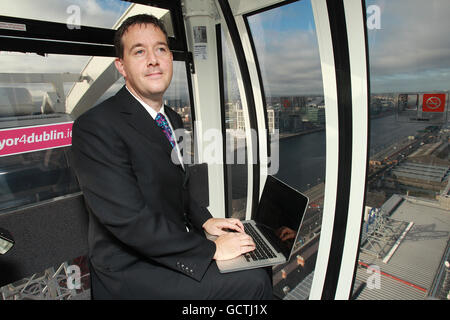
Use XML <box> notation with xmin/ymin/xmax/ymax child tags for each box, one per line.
<box><xmin>0</xmin><ymin>122</ymin><xmax>73</xmax><ymax>157</ymax></box>
<box><xmin>422</xmin><ymin>93</ymin><xmax>446</xmax><ymax>112</ymax></box>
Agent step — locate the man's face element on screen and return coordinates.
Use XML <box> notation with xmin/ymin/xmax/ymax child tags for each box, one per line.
<box><xmin>115</xmin><ymin>23</ymin><xmax>173</xmax><ymax>104</ymax></box>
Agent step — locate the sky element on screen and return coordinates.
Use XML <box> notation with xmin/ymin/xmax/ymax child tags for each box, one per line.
<box><xmin>248</xmin><ymin>0</ymin><xmax>450</xmax><ymax>95</ymax></box>
<box><xmin>1</xmin><ymin>0</ymin><xmax>449</xmax><ymax>103</ymax></box>
<box><xmin>365</xmin><ymin>0</ymin><xmax>450</xmax><ymax>93</ymax></box>
<box><xmin>0</xmin><ymin>0</ymin><xmax>130</xmax><ymax>28</ymax></box>
<box><xmin>247</xmin><ymin>0</ymin><xmax>324</xmax><ymax>96</ymax></box>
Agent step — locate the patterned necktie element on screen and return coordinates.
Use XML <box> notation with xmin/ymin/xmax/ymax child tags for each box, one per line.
<box><xmin>155</xmin><ymin>112</ymin><xmax>176</xmax><ymax>148</ymax></box>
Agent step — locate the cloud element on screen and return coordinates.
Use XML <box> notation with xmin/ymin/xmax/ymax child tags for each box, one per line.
<box><xmin>367</xmin><ymin>0</ymin><xmax>450</xmax><ymax>92</ymax></box>
<box><xmin>0</xmin><ymin>0</ymin><xmax>130</xmax><ymax>29</ymax></box>
<box><xmin>247</xmin><ymin>0</ymin><xmax>450</xmax><ymax>95</ymax></box>
<box><xmin>250</xmin><ymin>26</ymin><xmax>324</xmax><ymax>96</ymax></box>
<box><xmin>2</xmin><ymin>0</ymin><xmax>448</xmax><ymax>104</ymax></box>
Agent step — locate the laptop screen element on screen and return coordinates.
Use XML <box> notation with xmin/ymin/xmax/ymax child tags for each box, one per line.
<box><xmin>254</xmin><ymin>175</ymin><xmax>309</xmax><ymax>258</ymax></box>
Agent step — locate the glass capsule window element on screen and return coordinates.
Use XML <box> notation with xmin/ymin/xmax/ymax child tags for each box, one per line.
<box><xmin>246</xmin><ymin>0</ymin><xmax>326</xmax><ymax>300</ymax></box>
<box><xmin>0</xmin><ymin>1</ymin><xmax>193</xmax><ymax>301</ymax></box>
<box><xmin>220</xmin><ymin>26</ymin><xmax>249</xmax><ymax>220</ymax></box>
<box><xmin>351</xmin><ymin>0</ymin><xmax>450</xmax><ymax>300</ymax></box>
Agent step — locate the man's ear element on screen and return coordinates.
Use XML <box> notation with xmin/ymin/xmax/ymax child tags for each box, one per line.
<box><xmin>114</xmin><ymin>58</ymin><xmax>126</xmax><ymax>78</ymax></box>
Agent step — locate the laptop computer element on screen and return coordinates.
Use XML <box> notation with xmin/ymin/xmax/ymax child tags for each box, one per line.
<box><xmin>212</xmin><ymin>175</ymin><xmax>309</xmax><ymax>273</ymax></box>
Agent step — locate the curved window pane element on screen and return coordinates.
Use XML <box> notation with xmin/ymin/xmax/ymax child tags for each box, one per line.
<box><xmin>221</xmin><ymin>27</ymin><xmax>249</xmax><ymax>220</ymax></box>
<box><xmin>352</xmin><ymin>0</ymin><xmax>450</xmax><ymax>300</ymax></box>
<box><xmin>0</xmin><ymin>53</ymin><xmax>90</xmax><ymax>212</ymax></box>
<box><xmin>0</xmin><ymin>3</ymin><xmax>193</xmax><ymax>299</ymax></box>
<box><xmin>247</xmin><ymin>0</ymin><xmax>325</xmax><ymax>299</ymax></box>
<box><xmin>0</xmin><ymin>48</ymin><xmax>193</xmax><ymax>214</ymax></box>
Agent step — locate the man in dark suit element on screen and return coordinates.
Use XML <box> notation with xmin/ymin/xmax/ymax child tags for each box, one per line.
<box><xmin>70</xmin><ymin>14</ymin><xmax>272</xmax><ymax>299</ymax></box>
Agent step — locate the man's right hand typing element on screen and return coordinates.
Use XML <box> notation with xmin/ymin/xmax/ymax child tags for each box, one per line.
<box><xmin>213</xmin><ymin>232</ymin><xmax>256</xmax><ymax>261</ymax></box>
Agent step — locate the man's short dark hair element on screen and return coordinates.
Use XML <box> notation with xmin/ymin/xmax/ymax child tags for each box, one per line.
<box><xmin>114</xmin><ymin>14</ymin><xmax>169</xmax><ymax>59</ymax></box>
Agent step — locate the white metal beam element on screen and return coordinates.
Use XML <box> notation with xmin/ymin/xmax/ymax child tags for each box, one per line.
<box><xmin>335</xmin><ymin>0</ymin><xmax>369</xmax><ymax>300</ymax></box>
<box><xmin>234</xmin><ymin>14</ymin><xmax>268</xmax><ymax>215</ymax></box>
<box><xmin>309</xmin><ymin>0</ymin><xmax>340</xmax><ymax>300</ymax></box>
<box><xmin>228</xmin><ymin>0</ymin><xmax>286</xmax><ymax>16</ymax></box>
<box><xmin>184</xmin><ymin>0</ymin><xmax>226</xmax><ymax>218</ymax></box>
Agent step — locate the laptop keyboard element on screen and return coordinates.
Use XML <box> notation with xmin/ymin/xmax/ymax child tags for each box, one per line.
<box><xmin>243</xmin><ymin>223</ymin><xmax>277</xmax><ymax>262</ymax></box>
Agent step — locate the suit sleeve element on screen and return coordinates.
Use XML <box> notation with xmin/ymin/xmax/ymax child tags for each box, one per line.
<box><xmin>70</xmin><ymin>112</ymin><xmax>216</xmax><ymax>282</ymax></box>
<box><xmin>187</xmin><ymin>194</ymin><xmax>213</xmax><ymax>231</ymax></box>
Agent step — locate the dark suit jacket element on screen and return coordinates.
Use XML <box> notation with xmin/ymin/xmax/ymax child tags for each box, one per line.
<box><xmin>70</xmin><ymin>86</ymin><xmax>216</xmax><ymax>298</ymax></box>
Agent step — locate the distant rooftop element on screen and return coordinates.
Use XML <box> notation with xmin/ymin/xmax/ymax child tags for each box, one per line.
<box><xmin>392</xmin><ymin>162</ymin><xmax>449</xmax><ymax>184</ymax></box>
<box><xmin>354</xmin><ymin>195</ymin><xmax>450</xmax><ymax>300</ymax></box>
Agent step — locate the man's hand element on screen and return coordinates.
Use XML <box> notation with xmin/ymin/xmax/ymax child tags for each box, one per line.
<box><xmin>275</xmin><ymin>226</ymin><xmax>296</xmax><ymax>241</ymax></box>
<box><xmin>202</xmin><ymin>218</ymin><xmax>254</xmax><ymax>260</ymax></box>
<box><xmin>202</xmin><ymin>218</ymin><xmax>245</xmax><ymax>236</ymax></box>
<box><xmin>213</xmin><ymin>232</ymin><xmax>255</xmax><ymax>261</ymax></box>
